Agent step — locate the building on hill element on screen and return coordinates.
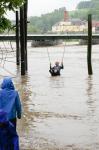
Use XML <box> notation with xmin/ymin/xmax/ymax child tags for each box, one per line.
<box><xmin>52</xmin><ymin>10</ymin><xmax>88</xmax><ymax>34</ymax></box>
<box><xmin>52</xmin><ymin>10</ymin><xmax>99</xmax><ymax>34</ymax></box>
<box><xmin>52</xmin><ymin>18</ymin><xmax>88</xmax><ymax>34</ymax></box>
<box><xmin>92</xmin><ymin>21</ymin><xmax>99</xmax><ymax>33</ymax></box>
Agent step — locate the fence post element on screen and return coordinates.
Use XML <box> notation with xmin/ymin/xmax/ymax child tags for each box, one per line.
<box><xmin>20</xmin><ymin>6</ymin><xmax>26</xmax><ymax>75</ymax></box>
<box><xmin>16</xmin><ymin>11</ymin><xmax>20</xmax><ymax>66</ymax></box>
<box><xmin>87</xmin><ymin>14</ymin><xmax>93</xmax><ymax>75</ymax></box>
<box><xmin>24</xmin><ymin>0</ymin><xmax>28</xmax><ymax>71</ymax></box>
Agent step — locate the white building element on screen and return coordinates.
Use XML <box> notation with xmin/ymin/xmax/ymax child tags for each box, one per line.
<box><xmin>52</xmin><ymin>19</ymin><xmax>88</xmax><ymax>33</ymax></box>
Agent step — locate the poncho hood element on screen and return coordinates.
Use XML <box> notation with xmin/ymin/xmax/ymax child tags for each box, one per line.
<box><xmin>1</xmin><ymin>77</ymin><xmax>15</xmax><ymax>90</ymax></box>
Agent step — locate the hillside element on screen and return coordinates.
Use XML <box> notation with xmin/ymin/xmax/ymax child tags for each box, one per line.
<box><xmin>28</xmin><ymin>7</ymin><xmax>66</xmax><ymax>33</ymax></box>
<box><xmin>27</xmin><ymin>0</ymin><xmax>99</xmax><ymax>33</ymax></box>
<box><xmin>71</xmin><ymin>0</ymin><xmax>99</xmax><ymax>20</ymax></box>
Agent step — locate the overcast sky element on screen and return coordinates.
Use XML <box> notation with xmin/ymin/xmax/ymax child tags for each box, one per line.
<box><xmin>7</xmin><ymin>0</ymin><xmax>87</xmax><ymax>19</ymax></box>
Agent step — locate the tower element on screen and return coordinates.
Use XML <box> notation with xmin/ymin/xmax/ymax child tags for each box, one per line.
<box><xmin>64</xmin><ymin>10</ymin><xmax>68</xmax><ymax>21</ymax></box>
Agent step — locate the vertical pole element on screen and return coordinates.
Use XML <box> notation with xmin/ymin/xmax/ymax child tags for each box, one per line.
<box><xmin>16</xmin><ymin>11</ymin><xmax>20</xmax><ymax>65</ymax></box>
<box><xmin>24</xmin><ymin>0</ymin><xmax>28</xmax><ymax>71</ymax></box>
<box><xmin>87</xmin><ymin>14</ymin><xmax>93</xmax><ymax>75</ymax></box>
<box><xmin>20</xmin><ymin>6</ymin><xmax>26</xmax><ymax>75</ymax></box>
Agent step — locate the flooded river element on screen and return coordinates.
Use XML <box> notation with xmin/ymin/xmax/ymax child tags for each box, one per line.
<box><xmin>0</xmin><ymin>43</ymin><xmax>99</xmax><ymax>150</ymax></box>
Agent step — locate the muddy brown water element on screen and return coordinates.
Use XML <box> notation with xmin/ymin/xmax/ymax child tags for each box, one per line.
<box><xmin>0</xmin><ymin>43</ymin><xmax>99</xmax><ymax>150</ymax></box>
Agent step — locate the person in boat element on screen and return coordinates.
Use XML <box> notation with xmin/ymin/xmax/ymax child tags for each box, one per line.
<box><xmin>49</xmin><ymin>61</ymin><xmax>64</xmax><ymax>76</ymax></box>
<box><xmin>0</xmin><ymin>111</ymin><xmax>19</xmax><ymax>150</ymax></box>
<box><xmin>0</xmin><ymin>77</ymin><xmax>22</xmax><ymax>129</ymax></box>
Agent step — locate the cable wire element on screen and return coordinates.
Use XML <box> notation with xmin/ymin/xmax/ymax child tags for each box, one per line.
<box><xmin>47</xmin><ymin>47</ymin><xmax>51</xmax><ymax>64</ymax></box>
<box><xmin>61</xmin><ymin>40</ymin><xmax>66</xmax><ymax>63</ymax></box>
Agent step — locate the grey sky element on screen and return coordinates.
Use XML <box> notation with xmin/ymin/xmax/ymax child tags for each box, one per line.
<box><xmin>28</xmin><ymin>0</ymin><xmax>86</xmax><ymax>16</ymax></box>
<box><xmin>7</xmin><ymin>0</ymin><xmax>87</xmax><ymax>19</ymax></box>
<box><xmin>28</xmin><ymin>0</ymin><xmax>82</xmax><ymax>16</ymax></box>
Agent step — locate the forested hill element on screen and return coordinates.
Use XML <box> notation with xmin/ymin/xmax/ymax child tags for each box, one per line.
<box><xmin>70</xmin><ymin>0</ymin><xmax>99</xmax><ymax>20</ymax></box>
<box><xmin>28</xmin><ymin>0</ymin><xmax>99</xmax><ymax>33</ymax></box>
<box><xmin>77</xmin><ymin>0</ymin><xmax>99</xmax><ymax>10</ymax></box>
<box><xmin>28</xmin><ymin>7</ymin><xmax>66</xmax><ymax>33</ymax></box>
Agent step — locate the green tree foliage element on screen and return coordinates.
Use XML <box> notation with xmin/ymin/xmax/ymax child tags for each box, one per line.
<box><xmin>75</xmin><ymin>0</ymin><xmax>99</xmax><ymax>20</ymax></box>
<box><xmin>77</xmin><ymin>1</ymin><xmax>93</xmax><ymax>9</ymax></box>
<box><xmin>0</xmin><ymin>0</ymin><xmax>24</xmax><ymax>32</ymax></box>
<box><xmin>28</xmin><ymin>0</ymin><xmax>99</xmax><ymax>34</ymax></box>
<box><xmin>70</xmin><ymin>9</ymin><xmax>89</xmax><ymax>20</ymax></box>
<box><xmin>28</xmin><ymin>7</ymin><xmax>66</xmax><ymax>33</ymax></box>
<box><xmin>77</xmin><ymin>0</ymin><xmax>99</xmax><ymax>10</ymax></box>
<box><xmin>0</xmin><ymin>17</ymin><xmax>11</xmax><ymax>32</ymax></box>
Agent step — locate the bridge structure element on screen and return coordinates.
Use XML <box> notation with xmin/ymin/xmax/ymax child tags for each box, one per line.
<box><xmin>0</xmin><ymin>33</ymin><xmax>98</xmax><ymax>75</ymax></box>
<box><xmin>0</xmin><ymin>34</ymin><xmax>99</xmax><ymax>41</ymax></box>
<box><xmin>0</xmin><ymin>0</ymin><xmax>94</xmax><ymax>76</ymax></box>
<box><xmin>0</xmin><ymin>33</ymin><xmax>98</xmax><ymax>76</ymax></box>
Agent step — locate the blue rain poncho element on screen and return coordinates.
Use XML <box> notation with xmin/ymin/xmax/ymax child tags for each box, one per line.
<box><xmin>0</xmin><ymin>111</ymin><xmax>19</xmax><ymax>150</ymax></box>
<box><xmin>0</xmin><ymin>77</ymin><xmax>22</xmax><ymax>120</ymax></box>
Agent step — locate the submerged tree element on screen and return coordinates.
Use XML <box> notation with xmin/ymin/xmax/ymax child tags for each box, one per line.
<box><xmin>0</xmin><ymin>0</ymin><xmax>24</xmax><ymax>32</ymax></box>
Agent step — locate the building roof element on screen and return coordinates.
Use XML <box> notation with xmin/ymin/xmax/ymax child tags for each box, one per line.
<box><xmin>52</xmin><ymin>18</ymin><xmax>87</xmax><ymax>28</ymax></box>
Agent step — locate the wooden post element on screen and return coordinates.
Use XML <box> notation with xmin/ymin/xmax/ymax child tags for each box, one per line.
<box><xmin>20</xmin><ymin>6</ymin><xmax>26</xmax><ymax>75</ymax></box>
<box><xmin>87</xmin><ymin>14</ymin><xmax>93</xmax><ymax>75</ymax></box>
<box><xmin>24</xmin><ymin>0</ymin><xmax>28</xmax><ymax>71</ymax></box>
<box><xmin>16</xmin><ymin>11</ymin><xmax>20</xmax><ymax>65</ymax></box>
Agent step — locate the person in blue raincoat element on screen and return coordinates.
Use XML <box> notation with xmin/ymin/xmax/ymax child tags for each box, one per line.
<box><xmin>0</xmin><ymin>111</ymin><xmax>19</xmax><ymax>150</ymax></box>
<box><xmin>0</xmin><ymin>77</ymin><xmax>22</xmax><ymax>129</ymax></box>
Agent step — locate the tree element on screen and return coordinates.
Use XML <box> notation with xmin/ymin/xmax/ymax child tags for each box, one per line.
<box><xmin>0</xmin><ymin>0</ymin><xmax>24</xmax><ymax>32</ymax></box>
<box><xmin>74</xmin><ymin>0</ymin><xmax>99</xmax><ymax>20</ymax></box>
<box><xmin>77</xmin><ymin>1</ymin><xmax>92</xmax><ymax>9</ymax></box>
<box><xmin>28</xmin><ymin>7</ymin><xmax>65</xmax><ymax>33</ymax></box>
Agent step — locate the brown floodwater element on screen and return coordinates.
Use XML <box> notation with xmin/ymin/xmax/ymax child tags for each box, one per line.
<box><xmin>0</xmin><ymin>42</ymin><xmax>99</xmax><ymax>150</ymax></box>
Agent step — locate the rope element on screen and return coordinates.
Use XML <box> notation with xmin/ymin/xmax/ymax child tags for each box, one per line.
<box><xmin>47</xmin><ymin>41</ymin><xmax>66</xmax><ymax>65</ymax></box>
<box><xmin>61</xmin><ymin>40</ymin><xmax>66</xmax><ymax>62</ymax></box>
<box><xmin>47</xmin><ymin>47</ymin><xmax>51</xmax><ymax>64</ymax></box>
<box><xmin>8</xmin><ymin>29</ymin><xmax>16</xmax><ymax>57</ymax></box>
<box><xmin>0</xmin><ymin>28</ymin><xmax>17</xmax><ymax>78</ymax></box>
<box><xmin>0</xmin><ymin>58</ymin><xmax>16</xmax><ymax>63</ymax></box>
<box><xmin>0</xmin><ymin>46</ymin><xmax>3</xmax><ymax>64</ymax></box>
<box><xmin>0</xmin><ymin>65</ymin><xmax>17</xmax><ymax>78</ymax></box>
<box><xmin>2</xmin><ymin>41</ymin><xmax>8</xmax><ymax>67</ymax></box>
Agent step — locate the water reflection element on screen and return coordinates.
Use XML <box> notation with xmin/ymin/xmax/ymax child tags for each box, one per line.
<box><xmin>18</xmin><ymin>45</ymin><xmax>99</xmax><ymax>150</ymax></box>
<box><xmin>86</xmin><ymin>76</ymin><xmax>96</xmax><ymax>116</ymax></box>
<box><xmin>17</xmin><ymin>76</ymin><xmax>32</xmax><ymax>119</ymax></box>
<box><xmin>1</xmin><ymin>43</ymin><xmax>99</xmax><ymax>149</ymax></box>
<box><xmin>85</xmin><ymin>75</ymin><xmax>99</xmax><ymax>150</ymax></box>
<box><xmin>49</xmin><ymin>76</ymin><xmax>65</xmax><ymax>88</ymax></box>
